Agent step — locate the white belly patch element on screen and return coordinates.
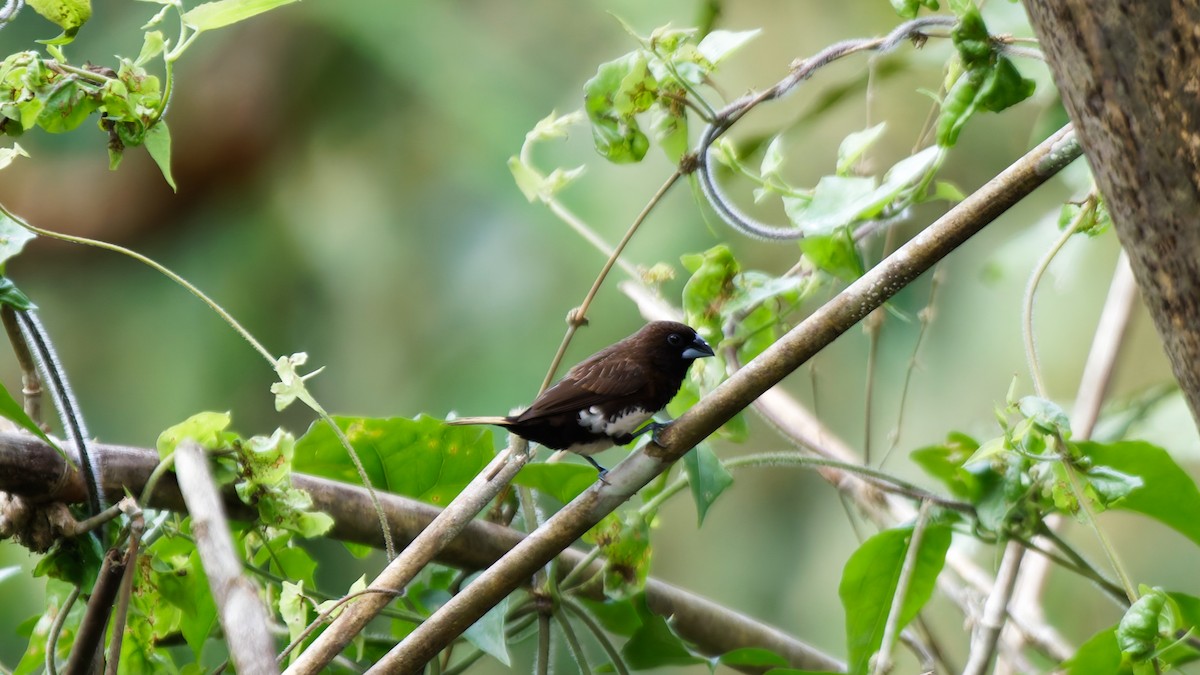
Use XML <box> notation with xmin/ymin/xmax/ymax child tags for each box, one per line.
<box><xmin>577</xmin><ymin>406</ymin><xmax>652</xmax><ymax>436</ymax></box>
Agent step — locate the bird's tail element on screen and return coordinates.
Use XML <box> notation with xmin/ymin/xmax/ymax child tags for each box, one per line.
<box><xmin>446</xmin><ymin>416</ymin><xmax>512</xmax><ymax>427</ymax></box>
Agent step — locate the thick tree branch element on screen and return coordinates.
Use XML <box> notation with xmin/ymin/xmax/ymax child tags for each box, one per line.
<box><xmin>0</xmin><ymin>433</ymin><xmax>843</xmax><ymax>673</ymax></box>
<box><xmin>370</xmin><ymin>124</ymin><xmax>1082</xmax><ymax>672</ymax></box>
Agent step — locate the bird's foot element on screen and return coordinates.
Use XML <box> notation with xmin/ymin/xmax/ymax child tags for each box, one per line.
<box><xmin>647</xmin><ymin>421</ymin><xmax>669</xmax><ymax>445</ymax></box>
<box><xmin>584</xmin><ymin>456</ymin><xmax>611</xmax><ymax>485</ymax></box>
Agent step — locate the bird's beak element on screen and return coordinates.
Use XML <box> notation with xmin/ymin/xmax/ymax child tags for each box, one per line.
<box><xmin>682</xmin><ymin>335</ymin><xmax>715</xmax><ymax>359</ymax></box>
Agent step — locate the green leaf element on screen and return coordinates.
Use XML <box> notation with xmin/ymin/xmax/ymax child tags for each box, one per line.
<box><xmin>681</xmin><ymin>244</ymin><xmax>738</xmax><ymax>337</ymax></box>
<box><xmin>651</xmin><ymin>104</ymin><xmax>688</xmax><ymax>162</ymax></box>
<box><xmin>506</xmin><ymin>156</ymin><xmax>584</xmax><ymax>203</ymax></box>
<box><xmin>783</xmin><ymin>175</ymin><xmax>877</xmax><ymax>234</ymax></box>
<box><xmin>584</xmin><ymin>512</ymin><xmax>652</xmax><ymax>600</ymax></box>
<box><xmin>578</xmin><ymin>596</ymin><xmax>641</xmax><ymax>637</ymax></box>
<box><xmin>0</xmin><ymin>143</ymin><xmax>28</xmax><ymax>171</ymax></box>
<box><xmin>0</xmin><ymin>216</ymin><xmax>36</xmax><ymax>271</ymax></box>
<box><xmin>978</xmin><ymin>57</ymin><xmax>1035</xmax><ymax>113</ymax></box>
<box><xmin>143</xmin><ymin>121</ymin><xmax>176</xmax><ymax>191</ymax></box>
<box><xmin>932</xmin><ymin>180</ymin><xmax>966</xmax><ymax>203</ymax></box>
<box><xmin>622</xmin><ymin>594</ymin><xmax>703</xmax><ymax>668</ymax></box>
<box><xmin>798</xmin><ymin>227</ymin><xmax>864</xmax><ymax>282</ymax></box>
<box><xmin>26</xmin><ymin>0</ymin><xmax>91</xmax><ymax>34</ymax></box>
<box><xmin>890</xmin><ymin>0</ymin><xmax>939</xmax><ymax>19</ymax></box>
<box><xmin>279</xmin><ymin>582</ymin><xmax>307</xmax><ymax>666</ymax></box>
<box><xmin>294</xmin><ymin>415</ymin><xmax>494</xmax><ymax>507</ymax></box>
<box><xmin>154</xmin><ymin>546</ymin><xmax>218</xmax><ymax>659</ymax></box>
<box><xmin>32</xmin><ymin>534</ymin><xmax>103</xmax><ymax>588</ymax></box>
<box><xmin>950</xmin><ymin>4</ymin><xmax>992</xmax><ymax>67</ymax></box>
<box><xmin>14</xmin><ymin>581</ymin><xmax>85</xmax><ymax>675</ymax></box>
<box><xmin>1082</xmin><ymin>465</ymin><xmax>1142</xmax><ymax>509</ymax></box>
<box><xmin>1059</xmin><ymin>626</ymin><xmax>1127</xmax><ymax>675</ymax></box>
<box><xmin>681</xmin><ymin>444</ymin><xmax>733</xmax><ymax>526</ymax></box>
<box><xmin>237</xmin><ymin>429</ymin><xmax>334</xmax><ymax>537</ymax></box>
<box><xmin>935</xmin><ymin>67</ymin><xmax>984</xmax><ymax>148</ymax></box>
<box><xmin>1118</xmin><ymin>589</ymin><xmax>1169</xmax><ymax>661</ymax></box>
<box><xmin>1018</xmin><ymin>395</ymin><xmax>1071</xmax><ymax>436</ymax></box>
<box><xmin>462</xmin><ymin>575</ymin><xmax>511</xmax><ymax>666</ymax></box>
<box><xmin>695</xmin><ymin>29</ymin><xmax>761</xmax><ymax>65</ymax></box>
<box><xmin>0</xmin><ymin>370</ymin><xmax>63</xmax><ymax>457</ymax></box>
<box><xmin>836</xmin><ymin>123</ymin><xmax>887</xmax><ymax>175</ymax></box>
<box><xmin>136</xmin><ymin>30</ymin><xmax>166</xmax><ymax>66</ymax></box>
<box><xmin>182</xmin><ymin>0</ymin><xmax>299</xmax><ymax>32</ymax></box>
<box><xmin>875</xmin><ymin>146</ymin><xmax>941</xmax><ymax>204</ymax></box>
<box><xmin>252</xmin><ymin>536</ymin><xmax>318</xmax><ymax>588</ymax></box>
<box><xmin>513</xmin><ymin>462</ymin><xmax>598</xmax><ymax>503</ymax></box>
<box><xmin>157</xmin><ymin>411</ymin><xmax>235</xmax><ymax>459</ymax></box>
<box><xmin>760</xmin><ymin>134</ymin><xmax>786</xmax><ymax>182</ymax></box>
<box><xmin>1076</xmin><ymin>440</ymin><xmax>1200</xmax><ymax>547</ymax></box>
<box><xmin>910</xmin><ymin>432</ymin><xmax>988</xmax><ymax>501</ymax></box>
<box><xmin>583</xmin><ymin>52</ymin><xmax>655</xmax><ymax>163</ymax></box>
<box><xmin>840</xmin><ymin>524</ymin><xmax>952</xmax><ymax>674</ymax></box>
<box><xmin>36</xmin><ymin>79</ymin><xmax>100</xmax><ymax>133</ymax></box>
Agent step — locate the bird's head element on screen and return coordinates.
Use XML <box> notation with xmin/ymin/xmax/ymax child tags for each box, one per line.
<box><xmin>635</xmin><ymin>321</ymin><xmax>715</xmax><ymax>369</ymax></box>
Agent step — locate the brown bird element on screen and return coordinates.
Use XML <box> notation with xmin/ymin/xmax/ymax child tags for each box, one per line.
<box><xmin>448</xmin><ymin>321</ymin><xmax>714</xmax><ymax>478</ymax></box>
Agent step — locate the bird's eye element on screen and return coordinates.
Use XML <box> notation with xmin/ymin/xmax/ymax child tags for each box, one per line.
<box><xmin>667</xmin><ymin>333</ymin><xmax>684</xmax><ymax>346</ymax></box>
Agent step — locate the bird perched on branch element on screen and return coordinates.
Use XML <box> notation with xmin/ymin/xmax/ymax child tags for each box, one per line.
<box><xmin>448</xmin><ymin>321</ymin><xmax>714</xmax><ymax>479</ymax></box>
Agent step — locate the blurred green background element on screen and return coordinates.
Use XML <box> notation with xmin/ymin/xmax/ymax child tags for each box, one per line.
<box><xmin>1</xmin><ymin>0</ymin><xmax>1197</xmax><ymax>672</ymax></box>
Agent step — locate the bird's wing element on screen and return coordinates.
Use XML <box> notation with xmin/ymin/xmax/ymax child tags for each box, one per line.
<box><xmin>516</xmin><ymin>353</ymin><xmax>647</xmax><ymax>420</ymax></box>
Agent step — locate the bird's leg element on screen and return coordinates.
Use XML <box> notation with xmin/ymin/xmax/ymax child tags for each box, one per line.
<box><xmin>583</xmin><ymin>456</ymin><xmax>610</xmax><ymax>484</ymax></box>
<box><xmin>617</xmin><ymin>421</ymin><xmax>669</xmax><ymax>446</ymax></box>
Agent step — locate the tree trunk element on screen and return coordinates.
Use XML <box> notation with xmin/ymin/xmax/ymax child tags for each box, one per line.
<box><xmin>1022</xmin><ymin>1</ymin><xmax>1200</xmax><ymax>422</ymax></box>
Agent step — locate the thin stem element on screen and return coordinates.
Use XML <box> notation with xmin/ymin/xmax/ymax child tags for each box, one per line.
<box><xmin>536</xmin><ymin>612</ymin><xmax>551</xmax><ymax>675</ymax></box>
<box><xmin>863</xmin><ymin>310</ymin><xmax>881</xmax><ymax>465</ymax></box>
<box><xmin>539</xmin><ymin>171</ymin><xmax>682</xmax><ymax>391</ymax></box>
<box><xmin>1057</xmin><ymin>438</ymin><xmax>1137</xmax><ymax>603</ymax></box>
<box><xmin>562</xmin><ymin>599</ymin><xmax>631</xmax><ymax>675</ymax></box>
<box><xmin>46</xmin><ymin>585</ymin><xmax>80</xmax><ymax>675</ymax></box>
<box><xmin>1023</xmin><ymin>196</ymin><xmax>1092</xmax><ymax>398</ymax></box>
<box><xmin>882</xmin><ymin>265</ymin><xmax>943</xmax><ymax>466</ymax></box>
<box><xmin>872</xmin><ymin>501</ymin><xmax>933</xmax><ymax>675</ymax></box>
<box><xmin>554</xmin><ymin>611</ymin><xmax>593</xmax><ymax>675</ymax></box>
<box><xmin>638</xmin><ymin>451</ymin><xmax>971</xmax><ymax>516</ymax></box>
<box><xmin>557</xmin><ymin>545</ymin><xmax>604</xmax><ymax>593</ymax></box>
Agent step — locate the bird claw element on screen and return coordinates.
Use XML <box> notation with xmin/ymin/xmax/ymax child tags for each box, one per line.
<box><xmin>648</xmin><ymin>421</ymin><xmax>669</xmax><ymax>445</ymax></box>
<box><xmin>584</xmin><ymin>456</ymin><xmax>610</xmax><ymax>485</ymax></box>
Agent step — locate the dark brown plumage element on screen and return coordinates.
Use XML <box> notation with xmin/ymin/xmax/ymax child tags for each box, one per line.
<box><xmin>448</xmin><ymin>321</ymin><xmax>714</xmax><ymax>477</ymax></box>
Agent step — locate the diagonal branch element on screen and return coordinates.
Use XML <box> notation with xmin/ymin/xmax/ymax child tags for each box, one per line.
<box><xmin>175</xmin><ymin>439</ymin><xmax>279</xmax><ymax>675</ymax></box>
<box><xmin>367</xmin><ymin>124</ymin><xmax>1082</xmax><ymax>672</ymax></box>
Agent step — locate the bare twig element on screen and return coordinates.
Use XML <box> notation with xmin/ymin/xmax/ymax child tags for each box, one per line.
<box><xmin>1</xmin><ymin>306</ymin><xmax>43</xmax><ymax>424</ymax></box>
<box><xmin>62</xmin><ymin>549</ymin><xmax>123</xmax><ymax>675</ymax></box>
<box><xmin>104</xmin><ymin>499</ymin><xmax>144</xmax><ymax>675</ymax></box>
<box><xmin>872</xmin><ymin>500</ymin><xmax>933</xmax><ymax>675</ymax></box>
<box><xmin>175</xmin><ymin>439</ymin><xmax>279</xmax><ymax>675</ymax></box>
<box><xmin>962</xmin><ymin>542</ymin><xmax>1025</xmax><ymax>675</ymax></box>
